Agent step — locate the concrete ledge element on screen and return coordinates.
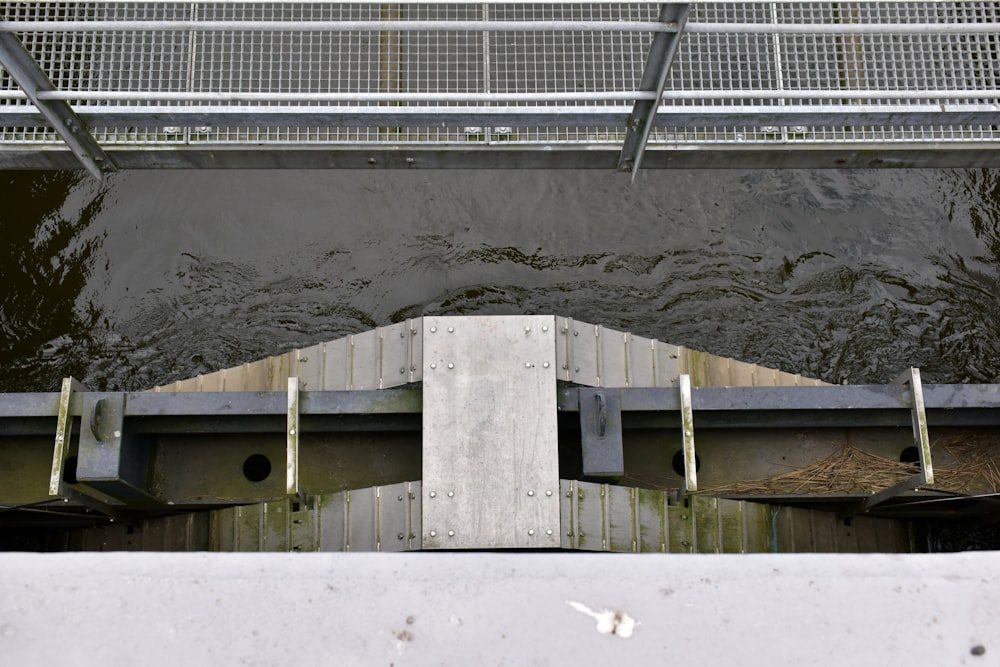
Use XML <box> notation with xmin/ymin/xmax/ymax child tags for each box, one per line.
<box><xmin>0</xmin><ymin>552</ymin><xmax>995</xmax><ymax>666</ymax></box>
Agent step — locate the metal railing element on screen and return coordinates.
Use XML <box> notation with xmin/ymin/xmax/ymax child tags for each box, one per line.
<box><xmin>2</xmin><ymin>1</ymin><xmax>999</xmax><ymax>176</ymax></box>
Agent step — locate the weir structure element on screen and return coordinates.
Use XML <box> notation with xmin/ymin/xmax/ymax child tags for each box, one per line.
<box><xmin>2</xmin><ymin>315</ymin><xmax>999</xmax><ymax>553</ymax></box>
<box><xmin>1</xmin><ymin>1</ymin><xmax>1000</xmax><ymax>178</ymax></box>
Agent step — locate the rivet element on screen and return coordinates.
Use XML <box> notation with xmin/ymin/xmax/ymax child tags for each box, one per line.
<box><xmin>527</xmin><ymin>490</ymin><xmax>535</xmax><ymax>497</ymax></box>
<box><xmin>409</xmin><ymin>493</ymin><xmax>416</xmax><ymax>500</ymax></box>
<box><xmin>430</xmin><ymin>363</ymin><xmax>437</xmax><ymax>370</ymax></box>
<box><xmin>546</xmin><ymin>529</ymin><xmax>553</xmax><ymax>536</ymax></box>
<box><xmin>575</xmin><ymin>367</ymin><xmax>580</xmax><ymax>372</ymax></box>
<box><xmin>448</xmin><ymin>326</ymin><xmax>454</xmax><ymax>333</ymax></box>
<box><xmin>543</xmin><ymin>362</ymin><xmax>550</xmax><ymax>368</ymax></box>
<box><xmin>63</xmin><ymin>498</ymin><xmax>69</xmax><ymax>503</ymax></box>
<box><xmin>397</xmin><ymin>533</ymin><xmax>405</xmax><ymax>540</ymax></box>
<box><xmin>542</xmin><ymin>325</ymin><xmax>549</xmax><ymax>332</ymax></box>
<box><xmin>447</xmin><ymin>491</ymin><xmax>454</xmax><ymax>497</ymax></box>
<box><xmin>528</xmin><ymin>529</ymin><xmax>535</xmax><ymax>536</ymax></box>
<box><xmin>405</xmin><ymin>157</ymin><xmax>415</xmax><ymax>164</ymax></box>
<box><xmin>398</xmin><ymin>495</ymin><xmax>404</xmax><ymax>501</ymax></box>
<box><xmin>429</xmin><ymin>530</ymin><xmax>437</xmax><ymax>537</ymax></box>
<box><xmin>289</xmin><ymin>428</ymin><xmax>296</xmax><ymax>436</ymax></box>
<box><xmin>525</xmin><ymin>326</ymin><xmax>531</xmax><ymax>333</ymax></box>
<box><xmin>399</xmin><ymin>367</ymin><xmax>406</xmax><ymax>374</ymax></box>
<box><xmin>566</xmin><ymin>491</ymin><xmax>572</xmax><ymax>498</ymax></box>
<box><xmin>545</xmin><ymin>490</ymin><xmax>553</xmax><ymax>496</ymax></box>
<box><xmin>561</xmin><ymin>327</ymin><xmax>568</xmax><ymax>334</ymax></box>
<box><xmin>681</xmin><ymin>514</ymin><xmax>688</xmax><ymax>520</ymax></box>
<box><xmin>525</xmin><ymin>362</ymin><xmax>532</xmax><ymax>368</ymax></box>
<box><xmin>685</xmin><ymin>430</ymin><xmax>693</xmax><ymax>437</ymax></box>
<box><xmin>448</xmin><ymin>530</ymin><xmax>455</xmax><ymax>537</ymax></box>
<box><xmin>410</xmin><ymin>328</ymin><xmax>417</xmax><ymax>335</ymax></box>
<box><xmin>574</xmin><ymin>331</ymin><xmax>579</xmax><ymax>337</ymax></box>
<box><xmin>430</xmin><ymin>326</ymin><xmax>437</xmax><ymax>333</ymax></box>
<box><xmin>562</xmin><ymin>364</ymin><xmax>569</xmax><ymax>370</ymax></box>
<box><xmin>448</xmin><ymin>363</ymin><xmax>454</xmax><ymax>369</ymax></box>
<box><xmin>681</xmin><ymin>540</ymin><xmax>691</xmax><ymax>547</ymax></box>
<box><xmin>368</xmin><ymin>157</ymin><xmax>377</xmax><ymax>164</ymax></box>
<box><xmin>400</xmin><ymin>331</ymin><xmax>405</xmax><ymax>338</ymax></box>
<box><xmin>429</xmin><ymin>491</ymin><xmax>437</xmax><ymax>498</ymax></box>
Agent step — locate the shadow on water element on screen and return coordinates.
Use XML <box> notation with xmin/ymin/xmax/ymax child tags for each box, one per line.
<box><xmin>0</xmin><ymin>171</ymin><xmax>108</xmax><ymax>391</ymax></box>
<box><xmin>0</xmin><ymin>168</ymin><xmax>999</xmax><ymax>391</ymax></box>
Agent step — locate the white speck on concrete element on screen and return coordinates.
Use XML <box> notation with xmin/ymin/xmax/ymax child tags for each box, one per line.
<box><xmin>566</xmin><ymin>601</ymin><xmax>638</xmax><ymax>638</ymax></box>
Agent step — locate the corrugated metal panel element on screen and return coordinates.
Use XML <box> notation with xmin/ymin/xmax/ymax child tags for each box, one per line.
<box><xmin>45</xmin><ymin>480</ymin><xmax>918</xmax><ymax>554</ymax></box>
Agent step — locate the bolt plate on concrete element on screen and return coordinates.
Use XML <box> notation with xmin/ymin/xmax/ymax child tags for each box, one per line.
<box><xmin>422</xmin><ymin>315</ymin><xmax>560</xmax><ymax>549</ymax></box>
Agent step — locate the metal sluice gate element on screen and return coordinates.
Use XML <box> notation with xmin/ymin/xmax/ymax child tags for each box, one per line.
<box><xmin>1</xmin><ymin>1</ymin><xmax>1000</xmax><ymax>176</ymax></box>
<box><xmin>2</xmin><ymin>316</ymin><xmax>1000</xmax><ymax>552</ymax></box>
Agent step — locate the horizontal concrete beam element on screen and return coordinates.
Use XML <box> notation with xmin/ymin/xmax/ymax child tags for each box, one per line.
<box><xmin>0</xmin><ymin>552</ymin><xmax>995</xmax><ymax>666</ymax></box>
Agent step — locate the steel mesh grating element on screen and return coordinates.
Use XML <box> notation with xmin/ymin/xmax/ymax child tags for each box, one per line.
<box><xmin>1</xmin><ymin>1</ymin><xmax>999</xmax><ymax>149</ymax></box>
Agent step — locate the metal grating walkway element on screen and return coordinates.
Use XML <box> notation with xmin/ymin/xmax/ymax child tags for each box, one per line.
<box><xmin>2</xmin><ymin>2</ymin><xmax>1000</xmax><ymax>172</ymax></box>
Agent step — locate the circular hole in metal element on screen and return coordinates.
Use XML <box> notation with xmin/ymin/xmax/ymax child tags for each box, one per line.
<box><xmin>62</xmin><ymin>455</ymin><xmax>78</xmax><ymax>485</ymax></box>
<box><xmin>242</xmin><ymin>454</ymin><xmax>272</xmax><ymax>482</ymax></box>
<box><xmin>671</xmin><ymin>451</ymin><xmax>701</xmax><ymax>476</ymax></box>
<box><xmin>899</xmin><ymin>446</ymin><xmax>920</xmax><ymax>465</ymax></box>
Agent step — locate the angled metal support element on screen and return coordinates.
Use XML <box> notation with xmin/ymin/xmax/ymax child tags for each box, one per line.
<box><xmin>617</xmin><ymin>3</ymin><xmax>690</xmax><ymax>181</ymax></box>
<box><xmin>0</xmin><ymin>32</ymin><xmax>113</xmax><ymax>180</ymax></box>
<box><xmin>851</xmin><ymin>368</ymin><xmax>934</xmax><ymax>515</ymax></box>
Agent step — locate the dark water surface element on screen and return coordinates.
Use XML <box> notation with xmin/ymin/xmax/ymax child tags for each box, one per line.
<box><xmin>2</xmin><ymin>168</ymin><xmax>1000</xmax><ymax>392</ymax></box>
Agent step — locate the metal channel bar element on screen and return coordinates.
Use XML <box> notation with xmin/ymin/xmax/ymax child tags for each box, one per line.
<box><xmin>679</xmin><ymin>374</ymin><xmax>697</xmax><ymax>493</ymax></box>
<box><xmin>0</xmin><ymin>20</ymin><xmax>678</xmax><ymax>32</ymax></box>
<box><xmin>2</xmin><ymin>384</ymin><xmax>998</xmax><ymax>433</ymax></box>
<box><xmin>286</xmin><ymin>377</ymin><xmax>300</xmax><ymax>498</ymax></box>
<box><xmin>555</xmin><ymin>384</ymin><xmax>1000</xmax><ymax>429</ymax></box>
<box><xmin>860</xmin><ymin>368</ymin><xmax>936</xmax><ymax>512</ymax></box>
<box><xmin>3</xmin><ymin>20</ymin><xmax>999</xmax><ymax>35</ymax></box>
<box><xmin>5</xmin><ymin>105</ymin><xmax>1000</xmax><ymax>129</ymax></box>
<box><xmin>0</xmin><ymin>33</ymin><xmax>112</xmax><ymax>179</ymax></box>
<box><xmin>618</xmin><ymin>3</ymin><xmax>690</xmax><ymax>179</ymax></box>
<box><xmin>8</xmin><ymin>90</ymin><xmax>1000</xmax><ymax>103</ymax></box>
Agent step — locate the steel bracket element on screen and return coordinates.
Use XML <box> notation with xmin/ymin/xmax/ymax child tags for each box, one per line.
<box><xmin>76</xmin><ymin>392</ymin><xmax>158</xmax><ymax>507</ymax></box>
<box><xmin>48</xmin><ymin>379</ymin><xmax>125</xmax><ymax>517</ymax></box>
<box><xmin>580</xmin><ymin>388</ymin><xmax>624</xmax><ymax>480</ymax></box>
<box><xmin>847</xmin><ymin>368</ymin><xmax>934</xmax><ymax>516</ymax></box>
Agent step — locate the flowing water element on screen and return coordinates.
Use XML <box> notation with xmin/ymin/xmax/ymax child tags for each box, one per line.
<box><xmin>2</xmin><ymin>168</ymin><xmax>1000</xmax><ymax>392</ymax></box>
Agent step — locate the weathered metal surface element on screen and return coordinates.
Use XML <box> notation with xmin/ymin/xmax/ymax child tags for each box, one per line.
<box><xmin>679</xmin><ymin>374</ymin><xmax>697</xmax><ymax>492</ymax></box>
<box><xmin>579</xmin><ymin>389</ymin><xmax>624</xmax><ymax>479</ymax></box>
<box><xmin>285</xmin><ymin>377</ymin><xmax>299</xmax><ymax>497</ymax></box>
<box><xmin>772</xmin><ymin>505</ymin><xmax>915</xmax><ymax>553</ymax></box>
<box><xmin>422</xmin><ymin>315</ymin><xmax>560</xmax><ymax>549</ymax></box>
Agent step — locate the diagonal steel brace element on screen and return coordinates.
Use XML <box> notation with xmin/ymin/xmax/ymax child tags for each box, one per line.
<box><xmin>618</xmin><ymin>3</ymin><xmax>690</xmax><ymax>181</ymax></box>
<box><xmin>0</xmin><ymin>32</ymin><xmax>114</xmax><ymax>180</ymax></box>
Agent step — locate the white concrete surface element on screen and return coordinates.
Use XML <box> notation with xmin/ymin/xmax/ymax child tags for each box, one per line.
<box><xmin>0</xmin><ymin>552</ymin><xmax>996</xmax><ymax>666</ymax></box>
